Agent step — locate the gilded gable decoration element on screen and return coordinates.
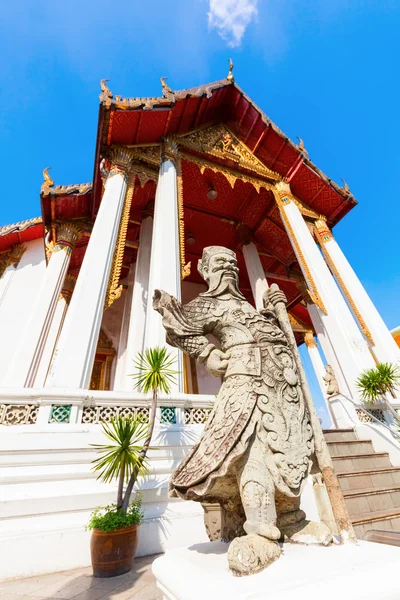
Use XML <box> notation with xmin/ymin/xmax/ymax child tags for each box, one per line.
<box><xmin>177</xmin><ymin>124</ymin><xmax>281</xmax><ymax>182</ymax></box>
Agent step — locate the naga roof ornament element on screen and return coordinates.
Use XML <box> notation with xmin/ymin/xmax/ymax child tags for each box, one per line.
<box><xmin>40</xmin><ymin>167</ymin><xmax>92</xmax><ymax>197</ymax></box>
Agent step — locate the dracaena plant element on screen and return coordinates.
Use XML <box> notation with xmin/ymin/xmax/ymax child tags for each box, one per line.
<box><xmin>121</xmin><ymin>346</ymin><xmax>178</xmax><ymax>511</ymax></box>
<box><xmin>356</xmin><ymin>362</ymin><xmax>400</xmax><ymax>424</ymax></box>
<box><xmin>87</xmin><ymin>416</ymin><xmax>148</xmax><ymax>531</ymax></box>
<box><xmin>88</xmin><ymin>347</ymin><xmax>178</xmax><ymax>528</ymax></box>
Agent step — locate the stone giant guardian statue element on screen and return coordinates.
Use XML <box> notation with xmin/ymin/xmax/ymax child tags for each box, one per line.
<box><xmin>153</xmin><ymin>246</ymin><xmax>332</xmax><ymax>576</ymax></box>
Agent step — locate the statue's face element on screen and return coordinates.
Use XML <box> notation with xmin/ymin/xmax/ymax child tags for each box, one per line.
<box><xmin>204</xmin><ymin>252</ymin><xmax>239</xmax><ymax>287</ymax></box>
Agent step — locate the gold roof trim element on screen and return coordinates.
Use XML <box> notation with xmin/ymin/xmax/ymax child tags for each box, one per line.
<box><xmin>99</xmin><ymin>78</ymin><xmax>233</xmax><ymax>111</ymax></box>
<box><xmin>0</xmin><ymin>216</ymin><xmax>42</xmax><ymax>237</ymax></box>
<box><xmin>41</xmin><ymin>168</ymin><xmax>92</xmax><ymax>197</ymax></box>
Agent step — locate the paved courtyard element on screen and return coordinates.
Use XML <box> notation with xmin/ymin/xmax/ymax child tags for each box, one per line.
<box><xmin>0</xmin><ymin>556</ymin><xmax>161</xmax><ymax>600</ymax></box>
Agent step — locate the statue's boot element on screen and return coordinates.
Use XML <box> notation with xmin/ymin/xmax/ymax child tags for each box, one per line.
<box><xmin>228</xmin><ymin>533</ymin><xmax>281</xmax><ymax>577</ymax></box>
<box><xmin>279</xmin><ymin>509</ymin><xmax>332</xmax><ymax>546</ymax></box>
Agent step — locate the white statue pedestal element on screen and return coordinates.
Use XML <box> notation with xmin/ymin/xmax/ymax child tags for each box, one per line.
<box><xmin>152</xmin><ymin>540</ymin><xmax>400</xmax><ymax>600</ymax></box>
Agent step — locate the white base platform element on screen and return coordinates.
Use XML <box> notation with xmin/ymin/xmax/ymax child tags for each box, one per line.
<box><xmin>152</xmin><ymin>540</ymin><xmax>400</xmax><ymax>600</ymax></box>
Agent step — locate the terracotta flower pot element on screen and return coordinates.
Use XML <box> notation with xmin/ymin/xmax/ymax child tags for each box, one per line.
<box><xmin>90</xmin><ymin>524</ymin><xmax>139</xmax><ymax>578</ymax></box>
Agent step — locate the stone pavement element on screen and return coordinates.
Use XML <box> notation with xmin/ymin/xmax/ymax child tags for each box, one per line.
<box><xmin>0</xmin><ymin>555</ymin><xmax>161</xmax><ymax>600</ymax></box>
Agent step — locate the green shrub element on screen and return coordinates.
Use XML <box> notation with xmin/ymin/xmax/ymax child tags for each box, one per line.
<box><xmin>87</xmin><ymin>494</ymin><xmax>143</xmax><ymax>533</ymax></box>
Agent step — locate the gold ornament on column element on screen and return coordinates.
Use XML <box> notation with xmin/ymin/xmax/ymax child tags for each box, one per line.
<box><xmin>273</xmin><ymin>182</ymin><xmax>327</xmax><ymax>315</ymax></box>
<box><xmin>53</xmin><ymin>221</ymin><xmax>83</xmax><ymax>254</ymax></box>
<box><xmin>104</xmin><ymin>176</ymin><xmax>135</xmax><ymax>311</ymax></box>
<box><xmin>314</xmin><ymin>219</ymin><xmax>374</xmax><ymax>345</ymax></box>
<box><xmin>304</xmin><ymin>331</ymin><xmax>317</xmax><ymax>349</ymax></box>
<box><xmin>176</xmin><ymin>157</ymin><xmax>191</xmax><ymax>280</ymax></box>
<box><xmin>108</xmin><ymin>147</ymin><xmax>135</xmax><ymax>181</ymax></box>
<box><xmin>161</xmin><ymin>136</ymin><xmax>179</xmax><ymax>163</ymax></box>
<box><xmin>60</xmin><ymin>274</ymin><xmax>77</xmax><ymax>304</ymax></box>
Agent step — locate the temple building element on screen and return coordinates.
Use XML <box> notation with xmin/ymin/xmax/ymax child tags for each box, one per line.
<box><xmin>1</xmin><ymin>68</ymin><xmax>400</xmax><ymax>579</ymax></box>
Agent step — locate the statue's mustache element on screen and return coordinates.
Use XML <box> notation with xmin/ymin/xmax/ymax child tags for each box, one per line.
<box><xmin>200</xmin><ymin>265</ymin><xmax>245</xmax><ymax>300</ymax></box>
<box><xmin>211</xmin><ymin>266</ymin><xmax>239</xmax><ymax>276</ymax></box>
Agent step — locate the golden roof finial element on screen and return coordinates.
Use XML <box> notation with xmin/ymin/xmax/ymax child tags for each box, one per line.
<box><xmin>160</xmin><ymin>77</ymin><xmax>173</xmax><ymax>96</ymax></box>
<box><xmin>100</xmin><ymin>79</ymin><xmax>113</xmax><ymax>101</ymax></box>
<box><xmin>227</xmin><ymin>58</ymin><xmax>234</xmax><ymax>82</ymax></box>
<box><xmin>296</xmin><ymin>136</ymin><xmax>308</xmax><ymax>156</ymax></box>
<box><xmin>341</xmin><ymin>178</ymin><xmax>351</xmax><ymax>194</ymax></box>
<box><xmin>41</xmin><ymin>167</ymin><xmax>54</xmax><ymax>194</ymax></box>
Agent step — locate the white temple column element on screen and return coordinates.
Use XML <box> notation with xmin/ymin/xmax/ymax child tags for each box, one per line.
<box><xmin>34</xmin><ymin>275</ymin><xmax>76</xmax><ymax>387</ymax></box>
<box><xmin>273</xmin><ymin>182</ymin><xmax>375</xmax><ymax>401</ymax></box>
<box><xmin>144</xmin><ymin>144</ymin><xmax>183</xmax><ymax>392</ymax></box>
<box><xmin>114</xmin><ymin>215</ymin><xmax>153</xmax><ymax>391</ymax></box>
<box><xmin>314</xmin><ymin>219</ymin><xmax>400</xmax><ymax>366</ymax></box>
<box><xmin>2</xmin><ymin>224</ymin><xmax>82</xmax><ymax>387</ymax></box>
<box><xmin>47</xmin><ymin>148</ymin><xmax>133</xmax><ymax>389</ymax></box>
<box><xmin>303</xmin><ymin>332</ymin><xmax>335</xmax><ymax>427</ymax></box>
<box><xmin>243</xmin><ymin>241</ymin><xmax>269</xmax><ymax>310</ymax></box>
<box><xmin>114</xmin><ymin>264</ymin><xmax>135</xmax><ymax>390</ymax></box>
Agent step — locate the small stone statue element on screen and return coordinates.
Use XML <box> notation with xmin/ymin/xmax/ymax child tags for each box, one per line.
<box><xmin>323</xmin><ymin>365</ymin><xmax>339</xmax><ymax>396</ymax></box>
<box><xmin>153</xmin><ymin>246</ymin><xmax>332</xmax><ymax>576</ymax></box>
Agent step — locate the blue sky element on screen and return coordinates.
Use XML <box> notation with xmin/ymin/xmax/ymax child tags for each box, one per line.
<box><xmin>1</xmin><ymin>1</ymin><xmax>399</xmax><ymax>425</ymax></box>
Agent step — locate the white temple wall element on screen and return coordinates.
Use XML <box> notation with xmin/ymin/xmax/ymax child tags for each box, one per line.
<box><xmin>0</xmin><ymin>423</ymin><xmax>209</xmax><ymax>580</ymax></box>
<box><xmin>0</xmin><ymin>238</ymin><xmax>46</xmax><ymax>385</ymax></box>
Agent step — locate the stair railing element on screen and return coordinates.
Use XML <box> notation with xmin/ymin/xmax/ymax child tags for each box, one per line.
<box><xmin>339</xmin><ymin>394</ymin><xmax>400</xmax><ymax>441</ymax></box>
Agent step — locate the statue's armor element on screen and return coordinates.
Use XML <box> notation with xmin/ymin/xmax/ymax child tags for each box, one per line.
<box><xmin>157</xmin><ymin>293</ymin><xmax>314</xmax><ymax>504</ymax></box>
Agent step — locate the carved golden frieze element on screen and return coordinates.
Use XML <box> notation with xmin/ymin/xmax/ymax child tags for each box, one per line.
<box><xmin>131</xmin><ymin>146</ymin><xmax>160</xmax><ymax>166</ymax></box>
<box><xmin>104</xmin><ymin>178</ymin><xmax>135</xmax><ymax>311</ymax></box>
<box><xmin>100</xmin><ymin>78</ymin><xmax>232</xmax><ymax>111</ymax></box>
<box><xmin>288</xmin><ymin>313</ymin><xmax>312</xmax><ymax>333</ymax></box>
<box><xmin>180</xmin><ymin>151</ymin><xmax>273</xmax><ymax>194</ymax></box>
<box><xmin>129</xmin><ymin>161</ymin><xmax>158</xmax><ymax>187</ymax></box>
<box><xmin>0</xmin><ymin>244</ymin><xmax>26</xmax><ymax>278</ymax></box>
<box><xmin>41</xmin><ymin>168</ymin><xmax>92</xmax><ymax>197</ymax></box>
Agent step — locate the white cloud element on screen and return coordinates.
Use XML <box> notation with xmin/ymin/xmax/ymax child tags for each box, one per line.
<box><xmin>208</xmin><ymin>0</ymin><xmax>258</xmax><ymax>47</ymax></box>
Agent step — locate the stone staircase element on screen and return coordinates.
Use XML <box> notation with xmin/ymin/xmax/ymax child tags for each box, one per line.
<box><xmin>324</xmin><ymin>428</ymin><xmax>400</xmax><ymax>539</ymax></box>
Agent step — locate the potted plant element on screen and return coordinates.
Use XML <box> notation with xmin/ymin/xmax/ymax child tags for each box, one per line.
<box><xmin>356</xmin><ymin>362</ymin><xmax>400</xmax><ymax>424</ymax></box>
<box><xmin>87</xmin><ymin>346</ymin><xmax>177</xmax><ymax>578</ymax></box>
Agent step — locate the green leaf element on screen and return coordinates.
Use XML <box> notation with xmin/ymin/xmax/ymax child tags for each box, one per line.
<box><xmin>356</xmin><ymin>362</ymin><xmax>400</xmax><ymax>404</ymax></box>
<box><xmin>129</xmin><ymin>346</ymin><xmax>179</xmax><ymax>394</ymax></box>
<box><xmin>90</xmin><ymin>417</ymin><xmax>150</xmax><ymax>484</ymax></box>
<box><xmin>86</xmin><ymin>494</ymin><xmax>144</xmax><ymax>532</ymax></box>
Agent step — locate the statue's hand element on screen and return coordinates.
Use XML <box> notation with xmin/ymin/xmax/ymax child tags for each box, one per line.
<box><xmin>266</xmin><ymin>288</ymin><xmax>287</xmax><ymax>307</ymax></box>
<box><xmin>205</xmin><ymin>349</ymin><xmax>230</xmax><ymax>377</ymax></box>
